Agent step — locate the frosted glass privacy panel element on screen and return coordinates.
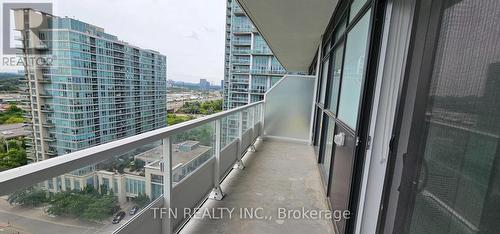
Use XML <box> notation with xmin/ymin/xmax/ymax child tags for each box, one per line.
<box><xmin>263</xmin><ymin>75</ymin><xmax>315</xmax><ymax>142</ymax></box>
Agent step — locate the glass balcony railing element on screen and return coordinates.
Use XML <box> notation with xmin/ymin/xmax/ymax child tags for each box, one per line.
<box><xmin>230</xmin><ymin>78</ymin><xmax>249</xmax><ymax>83</ymax></box>
<box><xmin>232</xmin><ymin>49</ymin><xmax>251</xmax><ymax>54</ymax></box>
<box><xmin>232</xmin><ymin>5</ymin><xmax>245</xmax><ymax>15</ymax></box>
<box><xmin>231</xmin><ymin>40</ymin><xmax>251</xmax><ymax>45</ymax></box>
<box><xmin>231</xmin><ymin>59</ymin><xmax>250</xmax><ymax>64</ymax></box>
<box><xmin>231</xmin><ymin>68</ymin><xmax>250</xmax><ymax>73</ymax></box>
<box><xmin>251</xmin><ymin>68</ymin><xmax>287</xmax><ymax>75</ymax></box>
<box><xmin>250</xmin><ymin>48</ymin><xmax>272</xmax><ymax>54</ymax></box>
<box><xmin>232</xmin><ymin>26</ymin><xmax>254</xmax><ymax>33</ymax></box>
<box><xmin>0</xmin><ymin>101</ymin><xmax>264</xmax><ymax>234</ymax></box>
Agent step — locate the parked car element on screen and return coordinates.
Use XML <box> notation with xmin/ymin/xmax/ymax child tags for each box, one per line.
<box><xmin>129</xmin><ymin>206</ymin><xmax>139</xmax><ymax>215</ymax></box>
<box><xmin>112</xmin><ymin>211</ymin><xmax>126</xmax><ymax>224</ymax></box>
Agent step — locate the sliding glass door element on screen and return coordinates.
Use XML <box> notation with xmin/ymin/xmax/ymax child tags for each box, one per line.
<box><xmin>312</xmin><ymin>0</ymin><xmax>378</xmax><ymax>233</ymax></box>
<box><xmin>391</xmin><ymin>1</ymin><xmax>500</xmax><ymax>233</ymax></box>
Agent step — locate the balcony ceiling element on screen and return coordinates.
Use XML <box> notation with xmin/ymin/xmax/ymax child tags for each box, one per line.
<box><xmin>237</xmin><ymin>0</ymin><xmax>338</xmax><ymax>72</ymax></box>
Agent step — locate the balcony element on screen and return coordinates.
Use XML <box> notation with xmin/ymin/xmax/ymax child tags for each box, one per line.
<box><xmin>180</xmin><ymin>140</ymin><xmax>333</xmax><ymax>234</ymax></box>
<box><xmin>232</xmin><ymin>40</ymin><xmax>251</xmax><ymax>46</ymax></box>
<box><xmin>233</xmin><ymin>5</ymin><xmax>245</xmax><ymax>15</ymax></box>
<box><xmin>0</xmin><ymin>75</ymin><xmax>317</xmax><ymax>234</ymax></box>
<box><xmin>250</xmin><ymin>48</ymin><xmax>273</xmax><ymax>55</ymax></box>
<box><xmin>231</xmin><ymin>69</ymin><xmax>250</xmax><ymax>74</ymax></box>
<box><xmin>231</xmin><ymin>59</ymin><xmax>250</xmax><ymax>65</ymax></box>
<box><xmin>230</xmin><ymin>78</ymin><xmax>249</xmax><ymax>84</ymax></box>
<box><xmin>232</xmin><ymin>49</ymin><xmax>251</xmax><ymax>55</ymax></box>
<box><xmin>42</xmin><ymin>121</ymin><xmax>55</xmax><ymax>128</ymax></box>
<box><xmin>232</xmin><ymin>26</ymin><xmax>254</xmax><ymax>33</ymax></box>
<box><xmin>251</xmin><ymin>68</ymin><xmax>287</xmax><ymax>75</ymax></box>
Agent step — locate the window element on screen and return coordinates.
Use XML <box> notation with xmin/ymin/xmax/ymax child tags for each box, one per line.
<box><xmin>252</xmin><ymin>56</ymin><xmax>268</xmax><ymax>71</ymax></box>
<box><xmin>65</xmin><ymin>178</ymin><xmax>71</xmax><ymax>191</ymax></box>
<box><xmin>113</xmin><ymin>178</ymin><xmax>118</xmax><ymax>193</ymax></box>
<box><xmin>320</xmin><ymin>117</ymin><xmax>335</xmax><ymax>182</ymax></box>
<box><xmin>102</xmin><ymin>178</ymin><xmax>109</xmax><ymax>191</ymax></box>
<box><xmin>337</xmin><ymin>10</ymin><xmax>371</xmax><ymax>129</ymax></box>
<box><xmin>253</xmin><ymin>35</ymin><xmax>270</xmax><ymax>53</ymax></box>
<box><xmin>151</xmin><ymin>183</ymin><xmax>163</xmax><ymax>200</ymax></box>
<box><xmin>328</xmin><ymin>43</ymin><xmax>344</xmax><ymax>114</ymax></box>
<box><xmin>74</xmin><ymin>180</ymin><xmax>80</xmax><ymax>190</ymax></box>
<box><xmin>56</xmin><ymin>177</ymin><xmax>62</xmax><ymax>191</ymax></box>
<box><xmin>391</xmin><ymin>1</ymin><xmax>500</xmax><ymax>233</ymax></box>
<box><xmin>151</xmin><ymin>174</ymin><xmax>163</xmax><ymax>184</ymax></box>
<box><xmin>350</xmin><ymin>0</ymin><xmax>368</xmax><ymax>22</ymax></box>
<box><xmin>48</xmin><ymin>179</ymin><xmax>53</xmax><ymax>189</ymax></box>
<box><xmin>270</xmin><ymin>57</ymin><xmax>285</xmax><ymax>72</ymax></box>
<box><xmin>319</xmin><ymin>58</ymin><xmax>330</xmax><ymax>104</ymax></box>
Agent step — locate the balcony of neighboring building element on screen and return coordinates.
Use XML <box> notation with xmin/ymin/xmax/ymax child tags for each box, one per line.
<box><xmin>232</xmin><ymin>4</ymin><xmax>245</xmax><ymax>16</ymax></box>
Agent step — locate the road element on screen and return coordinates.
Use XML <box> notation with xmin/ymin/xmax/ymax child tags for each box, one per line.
<box><xmin>0</xmin><ymin>199</ymin><xmax>138</xmax><ymax>234</ymax></box>
<box><xmin>0</xmin><ymin>210</ymin><xmax>101</xmax><ymax>234</ymax></box>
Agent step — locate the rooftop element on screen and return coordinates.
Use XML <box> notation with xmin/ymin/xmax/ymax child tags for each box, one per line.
<box><xmin>137</xmin><ymin>141</ymin><xmax>212</xmax><ymax>169</ymax></box>
<box><xmin>0</xmin><ymin>123</ymin><xmax>30</xmax><ymax>139</ymax></box>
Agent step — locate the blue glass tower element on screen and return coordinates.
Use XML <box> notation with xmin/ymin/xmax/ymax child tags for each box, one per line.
<box><xmin>223</xmin><ymin>0</ymin><xmax>287</xmax><ymax>110</ymax></box>
<box><xmin>16</xmin><ymin>9</ymin><xmax>167</xmax><ymax>161</ymax></box>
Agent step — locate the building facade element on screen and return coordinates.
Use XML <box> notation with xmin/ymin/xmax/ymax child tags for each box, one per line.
<box><xmin>15</xmin><ymin>9</ymin><xmax>167</xmax><ymax>161</ymax></box>
<box><xmin>199</xmin><ymin>78</ymin><xmax>210</xmax><ymax>91</ymax></box>
<box><xmin>43</xmin><ymin>140</ymin><xmax>212</xmax><ymax>203</ymax></box>
<box><xmin>222</xmin><ymin>0</ymin><xmax>286</xmax><ymax>110</ymax></box>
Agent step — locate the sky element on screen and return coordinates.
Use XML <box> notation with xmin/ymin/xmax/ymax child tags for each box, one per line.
<box><xmin>1</xmin><ymin>0</ymin><xmax>227</xmax><ymax>84</ymax></box>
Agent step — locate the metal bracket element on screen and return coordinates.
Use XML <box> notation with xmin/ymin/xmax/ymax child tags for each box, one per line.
<box><xmin>233</xmin><ymin>159</ymin><xmax>245</xmax><ymax>170</ymax></box>
<box><xmin>209</xmin><ymin>186</ymin><xmax>224</xmax><ymax>200</ymax></box>
<box><xmin>366</xmin><ymin>136</ymin><xmax>372</xmax><ymax>150</ymax></box>
<box><xmin>334</xmin><ymin>132</ymin><xmax>345</xmax><ymax>146</ymax></box>
<box><xmin>248</xmin><ymin>145</ymin><xmax>256</xmax><ymax>152</ymax></box>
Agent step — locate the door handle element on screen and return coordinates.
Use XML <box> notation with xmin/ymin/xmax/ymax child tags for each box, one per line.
<box><xmin>334</xmin><ymin>132</ymin><xmax>345</xmax><ymax>146</ymax></box>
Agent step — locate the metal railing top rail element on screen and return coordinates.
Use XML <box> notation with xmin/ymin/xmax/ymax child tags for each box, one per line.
<box><xmin>0</xmin><ymin>100</ymin><xmax>264</xmax><ymax>196</ymax></box>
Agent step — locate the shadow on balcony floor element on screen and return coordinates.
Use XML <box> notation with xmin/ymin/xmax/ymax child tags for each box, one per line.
<box><xmin>180</xmin><ymin>139</ymin><xmax>334</xmax><ymax>234</ymax></box>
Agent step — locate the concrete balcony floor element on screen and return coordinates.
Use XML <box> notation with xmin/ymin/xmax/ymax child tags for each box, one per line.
<box><xmin>180</xmin><ymin>139</ymin><xmax>335</xmax><ymax>234</ymax></box>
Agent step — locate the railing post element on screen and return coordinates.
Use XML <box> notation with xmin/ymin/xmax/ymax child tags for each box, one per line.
<box><xmin>248</xmin><ymin>106</ymin><xmax>256</xmax><ymax>152</ymax></box>
<box><xmin>234</xmin><ymin>111</ymin><xmax>245</xmax><ymax>169</ymax></box>
<box><xmin>209</xmin><ymin>119</ymin><xmax>224</xmax><ymax>200</ymax></box>
<box><xmin>162</xmin><ymin>137</ymin><xmax>173</xmax><ymax>234</ymax></box>
<box><xmin>260</xmin><ymin>102</ymin><xmax>265</xmax><ymax>138</ymax></box>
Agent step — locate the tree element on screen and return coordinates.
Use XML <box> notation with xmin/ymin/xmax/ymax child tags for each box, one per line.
<box><xmin>173</xmin><ymin>124</ymin><xmax>214</xmax><ymax>146</ymax></box>
<box><xmin>128</xmin><ymin>158</ymin><xmax>145</xmax><ymax>172</ymax></box>
<box><xmin>0</xmin><ymin>105</ymin><xmax>25</xmax><ymax>124</ymax></box>
<box><xmin>167</xmin><ymin>114</ymin><xmax>195</xmax><ymax>125</ymax></box>
<box><xmin>82</xmin><ymin>195</ymin><xmax>119</xmax><ymax>221</ymax></box>
<box><xmin>200</xmin><ymin>100</ymin><xmax>222</xmax><ymax>115</ymax></box>
<box><xmin>0</xmin><ymin>74</ymin><xmax>23</xmax><ymax>91</ymax></box>
<box><xmin>176</xmin><ymin>100</ymin><xmax>223</xmax><ymax>115</ymax></box>
<box><xmin>134</xmin><ymin>193</ymin><xmax>150</xmax><ymax>208</ymax></box>
<box><xmin>47</xmin><ymin>191</ymin><xmax>85</xmax><ymax>216</ymax></box>
<box><xmin>0</xmin><ymin>148</ymin><xmax>28</xmax><ymax>170</ymax></box>
<box><xmin>178</xmin><ymin>102</ymin><xmax>201</xmax><ymax>114</ymax></box>
<box><xmin>7</xmin><ymin>187</ymin><xmax>47</xmax><ymax>207</ymax></box>
<box><xmin>100</xmin><ymin>184</ymin><xmax>109</xmax><ymax>195</ymax></box>
<box><xmin>46</xmin><ymin>188</ymin><xmax>119</xmax><ymax>221</ymax></box>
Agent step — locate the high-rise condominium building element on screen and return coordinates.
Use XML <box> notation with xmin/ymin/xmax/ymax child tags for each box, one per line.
<box><xmin>199</xmin><ymin>78</ymin><xmax>210</xmax><ymax>91</ymax></box>
<box><xmin>223</xmin><ymin>0</ymin><xmax>286</xmax><ymax>110</ymax></box>
<box><xmin>15</xmin><ymin>9</ymin><xmax>167</xmax><ymax>161</ymax></box>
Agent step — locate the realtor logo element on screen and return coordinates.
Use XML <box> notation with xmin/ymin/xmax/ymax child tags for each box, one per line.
<box><xmin>2</xmin><ymin>3</ymin><xmax>52</xmax><ymax>55</ymax></box>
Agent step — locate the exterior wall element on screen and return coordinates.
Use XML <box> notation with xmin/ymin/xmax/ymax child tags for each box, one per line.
<box><xmin>223</xmin><ymin>0</ymin><xmax>286</xmax><ymax>110</ymax></box>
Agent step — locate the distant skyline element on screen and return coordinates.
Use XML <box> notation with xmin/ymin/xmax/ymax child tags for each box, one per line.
<box><xmin>0</xmin><ymin>0</ymin><xmax>226</xmax><ymax>83</ymax></box>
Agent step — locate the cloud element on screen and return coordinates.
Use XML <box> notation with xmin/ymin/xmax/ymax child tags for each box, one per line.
<box><xmin>2</xmin><ymin>0</ymin><xmax>227</xmax><ymax>83</ymax></box>
<box><xmin>203</xmin><ymin>26</ymin><xmax>216</xmax><ymax>33</ymax></box>
<box><xmin>186</xmin><ymin>31</ymin><xmax>200</xmax><ymax>40</ymax></box>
